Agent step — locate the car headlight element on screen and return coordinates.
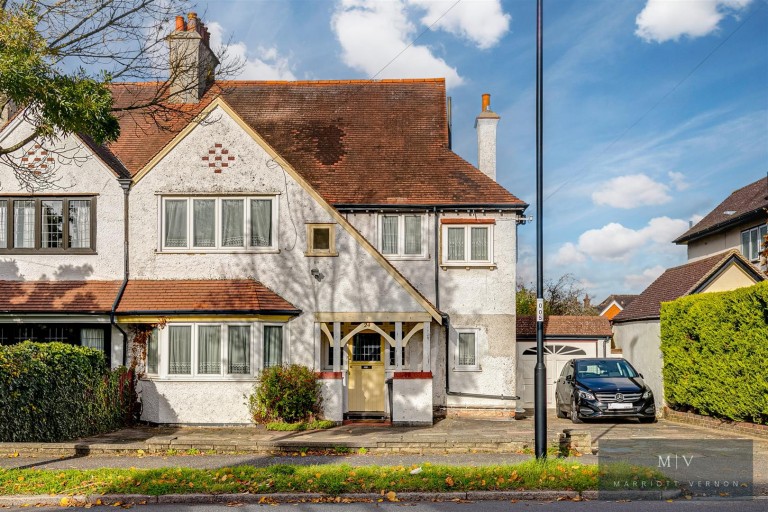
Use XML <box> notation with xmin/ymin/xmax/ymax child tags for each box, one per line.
<box><xmin>578</xmin><ymin>390</ymin><xmax>595</xmax><ymax>401</ymax></box>
<box><xmin>642</xmin><ymin>390</ymin><xmax>653</xmax><ymax>399</ymax></box>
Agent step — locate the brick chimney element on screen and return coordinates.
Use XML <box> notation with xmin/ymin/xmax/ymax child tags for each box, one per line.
<box><xmin>475</xmin><ymin>93</ymin><xmax>500</xmax><ymax>181</ymax></box>
<box><xmin>167</xmin><ymin>12</ymin><xmax>219</xmax><ymax>104</ymax></box>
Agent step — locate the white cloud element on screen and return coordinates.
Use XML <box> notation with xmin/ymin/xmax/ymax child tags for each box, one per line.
<box><xmin>331</xmin><ymin>0</ymin><xmax>462</xmax><ymax>88</ymax></box>
<box><xmin>668</xmin><ymin>171</ymin><xmax>689</xmax><ymax>191</ymax></box>
<box><xmin>557</xmin><ymin>216</ymin><xmax>690</xmax><ymax>262</ymax></box>
<box><xmin>624</xmin><ymin>265</ymin><xmax>666</xmax><ymax>291</ymax></box>
<box><xmin>591</xmin><ymin>174</ymin><xmax>672</xmax><ymax>209</ymax></box>
<box><xmin>208</xmin><ymin>22</ymin><xmax>296</xmax><ymax>80</ymax></box>
<box><xmin>635</xmin><ymin>0</ymin><xmax>753</xmax><ymax>43</ymax></box>
<box><xmin>408</xmin><ymin>0</ymin><xmax>510</xmax><ymax>49</ymax></box>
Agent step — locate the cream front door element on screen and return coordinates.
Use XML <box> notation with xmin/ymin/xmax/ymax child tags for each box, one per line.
<box><xmin>348</xmin><ymin>333</ymin><xmax>385</xmax><ymax>413</ymax></box>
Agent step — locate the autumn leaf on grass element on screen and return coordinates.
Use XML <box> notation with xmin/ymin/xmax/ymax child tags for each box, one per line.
<box><xmin>445</xmin><ymin>476</ymin><xmax>454</xmax><ymax>487</ymax></box>
<box><xmin>385</xmin><ymin>491</ymin><xmax>398</xmax><ymax>502</ymax></box>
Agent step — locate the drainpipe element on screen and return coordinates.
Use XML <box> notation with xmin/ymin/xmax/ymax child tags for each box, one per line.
<box><xmin>433</xmin><ymin>206</ymin><xmax>440</xmax><ymax>311</ymax></box>
<box><xmin>112</xmin><ymin>178</ymin><xmax>131</xmax><ymax>366</ymax></box>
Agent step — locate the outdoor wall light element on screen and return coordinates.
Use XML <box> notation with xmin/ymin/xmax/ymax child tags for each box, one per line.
<box><xmin>311</xmin><ymin>268</ymin><xmax>324</xmax><ymax>282</ymax></box>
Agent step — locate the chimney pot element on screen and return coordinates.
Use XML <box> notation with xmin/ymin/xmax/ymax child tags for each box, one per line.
<box><xmin>175</xmin><ymin>15</ymin><xmax>186</xmax><ymax>31</ymax></box>
<box><xmin>482</xmin><ymin>93</ymin><xmax>491</xmax><ymax>112</ymax></box>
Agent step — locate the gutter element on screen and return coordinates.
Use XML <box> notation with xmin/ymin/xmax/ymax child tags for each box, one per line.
<box><xmin>335</xmin><ymin>203</ymin><xmax>528</xmax><ymax>212</ymax></box>
<box><xmin>111</xmin><ymin>179</ymin><xmax>132</xmax><ymax>366</ymax></box>
<box><xmin>115</xmin><ymin>309</ymin><xmax>302</xmax><ymax>316</ymax></box>
<box><xmin>673</xmin><ymin>209</ymin><xmax>765</xmax><ymax>244</ymax></box>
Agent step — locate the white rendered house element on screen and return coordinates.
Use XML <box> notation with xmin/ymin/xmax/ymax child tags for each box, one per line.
<box><xmin>0</xmin><ymin>14</ymin><xmax>528</xmax><ymax>425</ymax></box>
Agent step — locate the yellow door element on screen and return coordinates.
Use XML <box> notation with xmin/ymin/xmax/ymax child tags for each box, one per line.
<box><xmin>348</xmin><ymin>333</ymin><xmax>385</xmax><ymax>412</ymax></box>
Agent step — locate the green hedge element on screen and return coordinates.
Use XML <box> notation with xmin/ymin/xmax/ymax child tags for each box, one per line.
<box><xmin>248</xmin><ymin>365</ymin><xmax>322</xmax><ymax>424</ymax></box>
<box><xmin>0</xmin><ymin>342</ymin><xmax>135</xmax><ymax>442</ymax></box>
<box><xmin>661</xmin><ymin>282</ymin><xmax>768</xmax><ymax>424</ymax></box>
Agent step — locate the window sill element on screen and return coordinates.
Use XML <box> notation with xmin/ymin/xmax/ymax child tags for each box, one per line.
<box><xmin>452</xmin><ymin>366</ymin><xmax>482</xmax><ymax>372</ymax></box>
<box><xmin>383</xmin><ymin>254</ymin><xmax>430</xmax><ymax>261</ymax></box>
<box><xmin>157</xmin><ymin>249</ymin><xmax>280</xmax><ymax>255</ymax></box>
<box><xmin>441</xmin><ymin>264</ymin><xmax>496</xmax><ymax>270</ymax></box>
<box><xmin>304</xmin><ymin>251</ymin><xmax>339</xmax><ymax>257</ymax></box>
<box><xmin>141</xmin><ymin>375</ymin><xmax>258</xmax><ymax>382</ymax></box>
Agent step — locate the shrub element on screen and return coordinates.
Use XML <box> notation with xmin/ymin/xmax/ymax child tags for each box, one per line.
<box><xmin>0</xmin><ymin>342</ymin><xmax>135</xmax><ymax>442</ymax></box>
<box><xmin>249</xmin><ymin>364</ymin><xmax>322</xmax><ymax>424</ymax></box>
<box><xmin>661</xmin><ymin>282</ymin><xmax>768</xmax><ymax>424</ymax></box>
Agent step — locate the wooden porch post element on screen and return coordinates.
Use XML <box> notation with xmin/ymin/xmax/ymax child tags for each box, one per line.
<box><xmin>422</xmin><ymin>321</ymin><xmax>431</xmax><ymax>372</ymax></box>
<box><xmin>333</xmin><ymin>321</ymin><xmax>341</xmax><ymax>372</ymax></box>
<box><xmin>395</xmin><ymin>322</ymin><xmax>403</xmax><ymax>371</ymax></box>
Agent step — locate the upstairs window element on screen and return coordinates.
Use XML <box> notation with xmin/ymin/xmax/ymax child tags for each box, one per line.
<box><xmin>741</xmin><ymin>224</ymin><xmax>767</xmax><ymax>262</ymax></box>
<box><xmin>441</xmin><ymin>221</ymin><xmax>493</xmax><ymax>266</ymax></box>
<box><xmin>306</xmin><ymin>223</ymin><xmax>337</xmax><ymax>256</ymax></box>
<box><xmin>0</xmin><ymin>197</ymin><xmax>95</xmax><ymax>252</ymax></box>
<box><xmin>380</xmin><ymin>214</ymin><xmax>425</xmax><ymax>258</ymax></box>
<box><xmin>161</xmin><ymin>196</ymin><xmax>278</xmax><ymax>252</ymax></box>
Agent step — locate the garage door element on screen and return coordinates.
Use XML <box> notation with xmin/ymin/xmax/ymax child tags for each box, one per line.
<box><xmin>516</xmin><ymin>342</ymin><xmax>597</xmax><ymax>408</ymax></box>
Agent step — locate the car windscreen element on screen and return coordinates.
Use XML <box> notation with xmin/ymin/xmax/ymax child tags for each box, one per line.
<box><xmin>575</xmin><ymin>360</ymin><xmax>638</xmax><ymax>378</ymax></box>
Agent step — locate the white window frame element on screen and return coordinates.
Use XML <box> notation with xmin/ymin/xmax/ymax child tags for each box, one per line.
<box><xmin>148</xmin><ymin>322</ymin><xmax>283</xmax><ymax>381</ymax></box>
<box><xmin>262</xmin><ymin>323</ymin><xmax>286</xmax><ymax>369</ymax></box>
<box><xmin>440</xmin><ymin>223</ymin><xmax>494</xmax><ymax>266</ymax></box>
<box><xmin>377</xmin><ymin>213</ymin><xmax>428</xmax><ymax>259</ymax></box>
<box><xmin>159</xmin><ymin>195</ymin><xmax>279</xmax><ymax>253</ymax></box>
<box><xmin>454</xmin><ymin>328</ymin><xmax>481</xmax><ymax>372</ymax></box>
<box><xmin>741</xmin><ymin>224</ymin><xmax>767</xmax><ymax>262</ymax></box>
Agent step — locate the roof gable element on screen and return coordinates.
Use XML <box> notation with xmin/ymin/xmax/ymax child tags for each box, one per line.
<box><xmin>674</xmin><ymin>176</ymin><xmax>768</xmax><ymax>244</ymax></box>
<box><xmin>612</xmin><ymin>250</ymin><xmax>765</xmax><ymax>323</ymax></box>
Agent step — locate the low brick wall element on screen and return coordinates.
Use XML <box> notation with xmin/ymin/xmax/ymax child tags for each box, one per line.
<box><xmin>664</xmin><ymin>407</ymin><xmax>768</xmax><ymax>439</ymax></box>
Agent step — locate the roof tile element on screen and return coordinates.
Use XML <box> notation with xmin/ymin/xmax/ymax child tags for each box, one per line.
<box><xmin>517</xmin><ymin>315</ymin><xmax>612</xmax><ymax>337</ymax></box>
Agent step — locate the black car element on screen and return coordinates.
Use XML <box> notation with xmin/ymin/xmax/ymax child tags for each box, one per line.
<box><xmin>555</xmin><ymin>358</ymin><xmax>656</xmax><ymax>423</ymax></box>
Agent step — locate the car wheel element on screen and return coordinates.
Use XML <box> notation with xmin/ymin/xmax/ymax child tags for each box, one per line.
<box><xmin>570</xmin><ymin>397</ymin><xmax>583</xmax><ymax>424</ymax></box>
<box><xmin>555</xmin><ymin>397</ymin><xmax>566</xmax><ymax>418</ymax></box>
<box><xmin>639</xmin><ymin>416</ymin><xmax>657</xmax><ymax>424</ymax></box>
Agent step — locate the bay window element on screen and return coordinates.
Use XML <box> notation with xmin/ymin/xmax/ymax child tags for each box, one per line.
<box><xmin>161</xmin><ymin>196</ymin><xmax>277</xmax><ymax>252</ymax></box>
<box><xmin>0</xmin><ymin>196</ymin><xmax>95</xmax><ymax>252</ymax></box>
<box><xmin>147</xmin><ymin>322</ymin><xmax>283</xmax><ymax>378</ymax></box>
<box><xmin>379</xmin><ymin>214</ymin><xmax>425</xmax><ymax>257</ymax></box>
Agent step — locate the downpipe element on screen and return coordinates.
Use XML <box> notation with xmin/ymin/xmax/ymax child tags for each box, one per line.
<box><xmin>111</xmin><ymin>178</ymin><xmax>131</xmax><ymax>366</ymax></box>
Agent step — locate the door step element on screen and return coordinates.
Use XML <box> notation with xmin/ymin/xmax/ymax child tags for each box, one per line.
<box><xmin>342</xmin><ymin>419</ymin><xmax>391</xmax><ymax>426</ymax></box>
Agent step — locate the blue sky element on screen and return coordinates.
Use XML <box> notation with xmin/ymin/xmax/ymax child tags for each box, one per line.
<box><xmin>197</xmin><ymin>0</ymin><xmax>767</xmax><ymax>302</ymax></box>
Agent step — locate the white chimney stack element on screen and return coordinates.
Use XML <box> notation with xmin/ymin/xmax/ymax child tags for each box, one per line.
<box><xmin>167</xmin><ymin>12</ymin><xmax>219</xmax><ymax>104</ymax></box>
<box><xmin>475</xmin><ymin>93</ymin><xmax>500</xmax><ymax>181</ymax></box>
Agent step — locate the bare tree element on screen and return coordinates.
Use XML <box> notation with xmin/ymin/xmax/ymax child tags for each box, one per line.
<box><xmin>0</xmin><ymin>0</ymin><xmax>240</xmax><ymax>190</ymax></box>
<box><xmin>517</xmin><ymin>274</ymin><xmax>598</xmax><ymax>316</ymax></box>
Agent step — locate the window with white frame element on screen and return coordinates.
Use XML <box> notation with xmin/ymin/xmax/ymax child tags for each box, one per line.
<box><xmin>161</xmin><ymin>196</ymin><xmax>278</xmax><ymax>252</ymax></box>
<box><xmin>455</xmin><ymin>329</ymin><xmax>479</xmax><ymax>371</ymax></box>
<box><xmin>441</xmin><ymin>222</ymin><xmax>493</xmax><ymax>265</ymax></box>
<box><xmin>741</xmin><ymin>224</ymin><xmax>767</xmax><ymax>262</ymax></box>
<box><xmin>380</xmin><ymin>214</ymin><xmax>426</xmax><ymax>257</ymax></box>
<box><xmin>0</xmin><ymin>196</ymin><xmax>95</xmax><ymax>252</ymax></box>
<box><xmin>148</xmin><ymin>323</ymin><xmax>273</xmax><ymax>378</ymax></box>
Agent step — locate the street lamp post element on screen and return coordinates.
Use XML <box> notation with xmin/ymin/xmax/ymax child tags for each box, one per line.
<box><xmin>534</xmin><ymin>0</ymin><xmax>547</xmax><ymax>460</ymax></box>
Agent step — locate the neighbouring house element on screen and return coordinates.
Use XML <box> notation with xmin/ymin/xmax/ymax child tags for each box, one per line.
<box><xmin>0</xmin><ymin>14</ymin><xmax>528</xmax><ymax>425</ymax></box>
<box><xmin>613</xmin><ymin>177</ymin><xmax>768</xmax><ymax>412</ymax></box>
<box><xmin>597</xmin><ymin>294</ymin><xmax>638</xmax><ymax>320</ymax></box>
<box><xmin>516</xmin><ymin>315</ymin><xmax>613</xmax><ymax>409</ymax></box>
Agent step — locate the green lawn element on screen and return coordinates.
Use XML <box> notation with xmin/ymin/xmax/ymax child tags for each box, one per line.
<box><xmin>0</xmin><ymin>460</ymin><xmax>670</xmax><ymax>496</ymax></box>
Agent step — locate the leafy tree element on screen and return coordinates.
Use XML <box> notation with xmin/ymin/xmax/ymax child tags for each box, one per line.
<box><xmin>0</xmin><ymin>0</ymin><xmax>239</xmax><ymax>189</ymax></box>
<box><xmin>517</xmin><ymin>273</ymin><xmax>598</xmax><ymax>316</ymax></box>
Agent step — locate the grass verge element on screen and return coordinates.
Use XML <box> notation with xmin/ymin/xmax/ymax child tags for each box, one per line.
<box><xmin>0</xmin><ymin>460</ymin><xmax>669</xmax><ymax>496</ymax></box>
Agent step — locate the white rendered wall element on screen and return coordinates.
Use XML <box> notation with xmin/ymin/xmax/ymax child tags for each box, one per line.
<box><xmin>0</xmin><ymin>118</ymin><xmax>125</xmax><ymax>281</ymax></box>
<box><xmin>686</xmin><ymin>220</ymin><xmax>764</xmax><ymax>262</ymax></box>
<box><xmin>392</xmin><ymin>377</ymin><xmax>433</xmax><ymax>425</ymax></box>
<box><xmin>612</xmin><ymin>320</ymin><xmax>663</xmax><ymax>412</ymax></box>
<box><xmin>318</xmin><ymin>377</ymin><xmax>344</xmax><ymax>423</ymax></box>
<box><xmin>138</xmin><ymin>379</ymin><xmax>253</xmax><ymax>424</ymax></box>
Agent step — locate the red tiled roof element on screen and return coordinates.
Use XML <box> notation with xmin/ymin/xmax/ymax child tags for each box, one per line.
<box><xmin>612</xmin><ymin>250</ymin><xmax>764</xmax><ymax>323</ymax></box>
<box><xmin>116</xmin><ymin>279</ymin><xmax>299</xmax><ymax>314</ymax></box>
<box><xmin>105</xmin><ymin>80</ymin><xmax>526</xmax><ymax>208</ymax></box>
<box><xmin>674</xmin><ymin>177</ymin><xmax>768</xmax><ymax>244</ymax></box>
<box><xmin>0</xmin><ymin>279</ymin><xmax>298</xmax><ymax>315</ymax></box>
<box><xmin>517</xmin><ymin>315</ymin><xmax>612</xmax><ymax>338</ymax></box>
<box><xmin>0</xmin><ymin>281</ymin><xmax>120</xmax><ymax>313</ymax></box>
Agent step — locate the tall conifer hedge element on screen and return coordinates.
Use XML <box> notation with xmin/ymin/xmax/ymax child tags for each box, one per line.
<box><xmin>661</xmin><ymin>282</ymin><xmax>768</xmax><ymax>424</ymax></box>
<box><xmin>0</xmin><ymin>342</ymin><xmax>134</xmax><ymax>442</ymax></box>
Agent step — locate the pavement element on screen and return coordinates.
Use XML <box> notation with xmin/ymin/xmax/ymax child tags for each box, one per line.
<box><xmin>1</xmin><ymin>414</ymin><xmax>766</xmax><ymax>504</ymax></box>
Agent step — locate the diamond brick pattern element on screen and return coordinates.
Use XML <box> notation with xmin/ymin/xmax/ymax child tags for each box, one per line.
<box><xmin>19</xmin><ymin>144</ymin><xmax>55</xmax><ymax>172</ymax></box>
<box><xmin>201</xmin><ymin>143</ymin><xmax>236</xmax><ymax>173</ymax></box>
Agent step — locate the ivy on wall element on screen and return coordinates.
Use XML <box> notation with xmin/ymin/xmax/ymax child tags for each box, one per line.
<box><xmin>661</xmin><ymin>282</ymin><xmax>768</xmax><ymax>425</ymax></box>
